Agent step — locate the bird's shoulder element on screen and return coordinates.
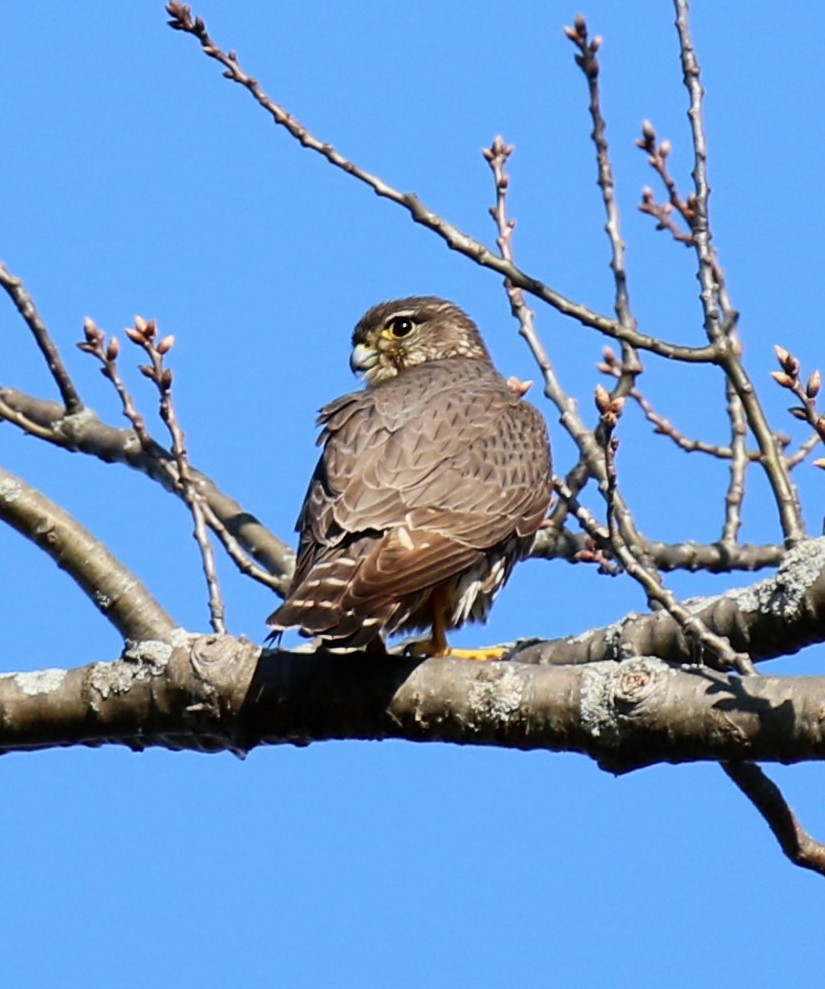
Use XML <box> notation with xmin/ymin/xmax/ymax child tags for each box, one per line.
<box><xmin>318</xmin><ymin>358</ymin><xmax>528</xmax><ymax>435</ymax></box>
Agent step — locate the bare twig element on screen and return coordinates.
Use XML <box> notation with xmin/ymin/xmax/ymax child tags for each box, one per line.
<box><xmin>483</xmin><ymin>137</ymin><xmax>649</xmax><ymax>563</ymax></box>
<box><xmin>565</xmin><ymin>16</ymin><xmax>642</xmax><ymax>398</ymax></box>
<box><xmin>786</xmin><ymin>432</ymin><xmax>822</xmax><ymax>470</ymax></box>
<box><xmin>165</xmin><ymin>2</ymin><xmax>722</xmax><ymax>366</ymax></box>
<box><xmin>79</xmin><ymin>318</ymin><xmax>155</xmax><ymax>449</ymax></box>
<box><xmin>588</xmin><ymin>389</ymin><xmax>756</xmax><ymax>675</ymax></box>
<box><xmin>636</xmin><ymin>121</ymin><xmax>695</xmax><ymax>245</ymax></box>
<box><xmin>483</xmin><ymin>138</ymin><xmax>575</xmax><ymax>427</ymax></box>
<box><xmin>0</xmin><ymin>384</ymin><xmax>294</xmax><ymax>591</ymax></box>
<box><xmin>672</xmin><ymin>0</ymin><xmax>803</xmax><ymax>544</ymax></box>
<box><xmin>483</xmin><ymin>138</ymin><xmax>595</xmax><ymax>510</ymax></box>
<box><xmin>0</xmin><ymin>466</ymin><xmax>177</xmax><ymax>641</ymax></box>
<box><xmin>672</xmin><ymin>11</ymin><xmax>720</xmax><ymax>342</ymax></box>
<box><xmin>721</xmin><ymin>381</ymin><xmax>748</xmax><ymax>546</ymax></box>
<box><xmin>79</xmin><ymin>315</ymin><xmax>273</xmax><ymax>631</ymax></box>
<box><xmin>636</xmin><ymin>44</ymin><xmax>804</xmax><ymax>546</ymax></box>
<box><xmin>638</xmin><ymin>187</ymin><xmax>694</xmax><ymax>245</ymax></box>
<box><xmin>771</xmin><ymin>346</ymin><xmax>825</xmax><ymax>462</ymax></box>
<box><xmin>0</xmin><ymin>261</ymin><xmax>83</xmax><ymax>413</ymax></box>
<box><xmin>600</xmin><ymin>343</ymin><xmax>811</xmax><ymax>489</ymax></box>
<box><xmin>75</xmin><ymin>319</ymin><xmax>291</xmax><ymax>599</ymax></box>
<box><xmin>722</xmin><ymin>761</ymin><xmax>825</xmax><ymax>877</ymax></box>
<box><xmin>125</xmin><ymin>317</ymin><xmax>227</xmax><ymax>634</ymax></box>
<box><xmin>599</xmin><ymin>345</ymin><xmax>741</xmax><ymax>459</ymax></box>
<box><xmin>715</xmin><ymin>331</ymin><xmax>803</xmax><ymax>545</ymax></box>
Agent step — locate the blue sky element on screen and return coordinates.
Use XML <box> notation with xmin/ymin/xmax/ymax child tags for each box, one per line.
<box><xmin>2</xmin><ymin>2</ymin><xmax>825</xmax><ymax>986</ymax></box>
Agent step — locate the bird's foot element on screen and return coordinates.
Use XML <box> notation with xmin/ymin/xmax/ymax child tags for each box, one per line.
<box><xmin>405</xmin><ymin>639</ymin><xmax>508</xmax><ymax>661</ymax></box>
<box><xmin>445</xmin><ymin>645</ymin><xmax>509</xmax><ymax>661</ymax></box>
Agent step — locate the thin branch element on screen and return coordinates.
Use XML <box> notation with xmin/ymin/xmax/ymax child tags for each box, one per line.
<box><xmin>632</xmin><ymin>388</ymin><xmax>746</xmax><ymax>458</ymax></box>
<box><xmin>0</xmin><ymin>385</ymin><xmax>295</xmax><ymax>594</ymax></box>
<box><xmin>637</xmin><ymin>51</ymin><xmax>804</xmax><ymax>545</ymax></box>
<box><xmin>126</xmin><ymin>317</ymin><xmax>227</xmax><ymax>634</ymax></box>
<box><xmin>672</xmin><ymin>0</ymin><xmax>804</xmax><ymax>544</ymax></box>
<box><xmin>673</xmin><ymin>6</ymin><xmax>720</xmax><ymax>342</ymax></box>
<box><xmin>600</xmin><ymin>297</ymin><xmax>813</xmax><ymax>509</ymax></box>
<box><xmin>720</xmin><ymin>346</ymin><xmax>803</xmax><ymax>544</ymax></box>
<box><xmin>722</xmin><ymin>761</ymin><xmax>825</xmax><ymax>877</ymax></box>
<box><xmin>578</xmin><ymin>398</ymin><xmax>756</xmax><ymax>676</ymax></box>
<box><xmin>79</xmin><ymin>318</ymin><xmax>155</xmax><ymax>448</ymax></box>
<box><xmin>636</xmin><ymin>120</ymin><xmax>696</xmax><ymax>245</ymax></box>
<box><xmin>80</xmin><ymin>317</ymin><xmax>240</xmax><ymax>630</ymax></box>
<box><xmin>197</xmin><ymin>499</ymin><xmax>285</xmax><ymax>588</ymax></box>
<box><xmin>786</xmin><ymin>431</ymin><xmax>822</xmax><ymax>470</ymax></box>
<box><xmin>86</xmin><ymin>320</ymin><xmax>287</xmax><ymax>593</ymax></box>
<box><xmin>165</xmin><ymin>2</ymin><xmax>720</xmax><ymax>366</ymax></box>
<box><xmin>721</xmin><ymin>381</ymin><xmax>747</xmax><ymax>545</ymax></box>
<box><xmin>638</xmin><ymin>186</ymin><xmax>694</xmax><ymax>244</ymax></box>
<box><xmin>483</xmin><ymin>137</ymin><xmax>647</xmax><ymax>560</ymax></box>
<box><xmin>565</xmin><ymin>16</ymin><xmax>642</xmax><ymax>397</ymax></box>
<box><xmin>0</xmin><ymin>261</ymin><xmax>83</xmax><ymax>413</ymax></box>
<box><xmin>483</xmin><ymin>136</ymin><xmax>586</xmax><ymax>447</ymax></box>
<box><xmin>0</xmin><ymin>466</ymin><xmax>177</xmax><ymax>641</ymax></box>
<box><xmin>599</xmin><ymin>346</ymin><xmax>748</xmax><ymax>459</ymax></box>
<box><xmin>529</xmin><ymin>526</ymin><xmax>784</xmax><ymax>572</ymax></box>
<box><xmin>771</xmin><ymin>346</ymin><xmax>825</xmax><ymax>455</ymax></box>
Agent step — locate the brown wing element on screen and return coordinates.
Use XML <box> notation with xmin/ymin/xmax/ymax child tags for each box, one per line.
<box><xmin>269</xmin><ymin>356</ymin><xmax>551</xmax><ymax>641</ymax></box>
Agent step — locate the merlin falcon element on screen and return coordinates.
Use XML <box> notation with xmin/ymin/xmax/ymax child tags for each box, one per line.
<box><xmin>268</xmin><ymin>297</ymin><xmax>552</xmax><ymax>657</ymax></box>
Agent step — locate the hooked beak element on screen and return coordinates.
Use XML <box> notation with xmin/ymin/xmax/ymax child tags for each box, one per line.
<box><xmin>349</xmin><ymin>342</ymin><xmax>380</xmax><ymax>375</ymax></box>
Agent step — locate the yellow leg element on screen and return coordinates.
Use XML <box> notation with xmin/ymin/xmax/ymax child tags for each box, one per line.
<box><xmin>406</xmin><ymin>591</ymin><xmax>507</xmax><ymax>661</ymax></box>
<box><xmin>430</xmin><ymin>590</ymin><xmax>449</xmax><ymax>655</ymax></box>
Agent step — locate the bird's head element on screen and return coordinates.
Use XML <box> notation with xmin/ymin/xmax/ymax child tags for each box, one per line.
<box><xmin>350</xmin><ymin>297</ymin><xmax>491</xmax><ymax>386</ymax></box>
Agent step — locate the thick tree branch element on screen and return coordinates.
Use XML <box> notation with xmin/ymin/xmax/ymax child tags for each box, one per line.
<box><xmin>515</xmin><ymin>536</ymin><xmax>825</xmax><ymax>668</ymax></box>
<box><xmin>0</xmin><ymin>386</ymin><xmax>295</xmax><ymax>592</ymax></box>
<box><xmin>0</xmin><ymin>467</ymin><xmax>177</xmax><ymax>641</ymax></box>
<box><xmin>3</xmin><ymin>639</ymin><xmax>825</xmax><ymax>779</ymax></box>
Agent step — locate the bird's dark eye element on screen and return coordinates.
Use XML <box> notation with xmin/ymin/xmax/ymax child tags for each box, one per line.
<box><xmin>388</xmin><ymin>316</ymin><xmax>415</xmax><ymax>339</ymax></box>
